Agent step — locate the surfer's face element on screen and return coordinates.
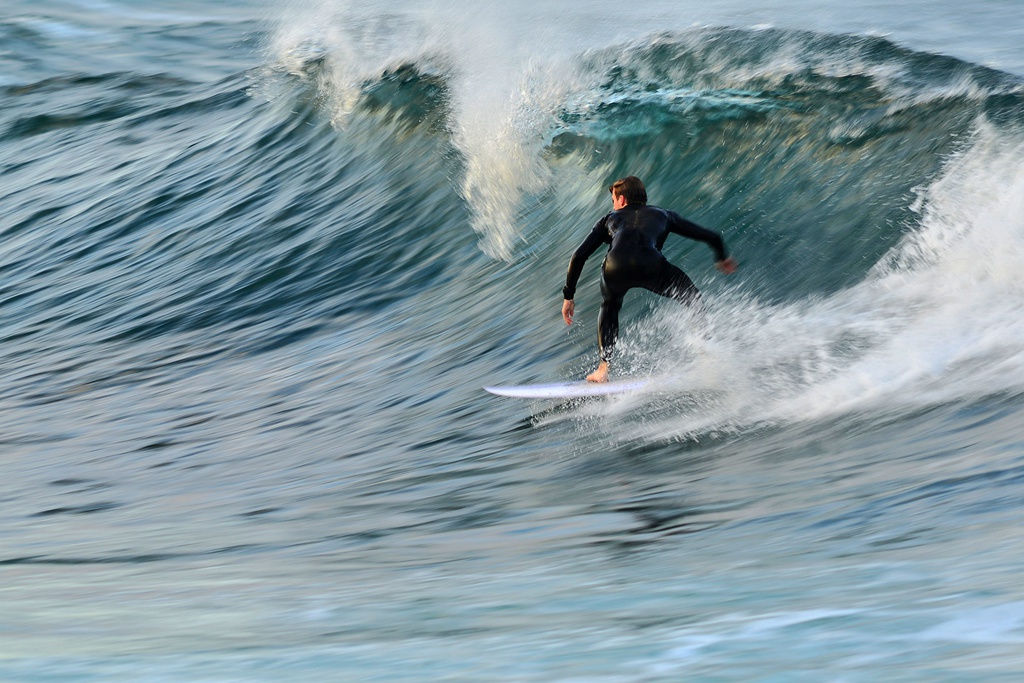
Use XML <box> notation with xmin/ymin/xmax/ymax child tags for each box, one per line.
<box><xmin>611</xmin><ymin>192</ymin><xmax>628</xmax><ymax>210</ymax></box>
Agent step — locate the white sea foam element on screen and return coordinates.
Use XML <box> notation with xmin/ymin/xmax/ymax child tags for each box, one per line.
<box><xmin>782</xmin><ymin>121</ymin><xmax>1024</xmax><ymax>413</ymax></box>
<box><xmin>628</xmin><ymin>120</ymin><xmax>1024</xmax><ymax>438</ymax></box>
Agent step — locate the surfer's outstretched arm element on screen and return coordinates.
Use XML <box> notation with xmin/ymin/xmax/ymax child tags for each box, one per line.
<box><xmin>666</xmin><ymin>212</ymin><xmax>739</xmax><ymax>274</ymax></box>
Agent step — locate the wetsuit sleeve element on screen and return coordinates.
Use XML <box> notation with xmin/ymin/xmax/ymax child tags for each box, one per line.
<box><xmin>562</xmin><ymin>216</ymin><xmax>610</xmax><ymax>300</ymax></box>
<box><xmin>667</xmin><ymin>211</ymin><xmax>728</xmax><ymax>262</ymax></box>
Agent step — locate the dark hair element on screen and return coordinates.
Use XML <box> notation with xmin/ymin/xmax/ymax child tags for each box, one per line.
<box><xmin>609</xmin><ymin>176</ymin><xmax>647</xmax><ymax>206</ymax></box>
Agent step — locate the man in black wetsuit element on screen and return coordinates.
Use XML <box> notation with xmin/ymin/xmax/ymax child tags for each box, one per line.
<box><xmin>561</xmin><ymin>176</ymin><xmax>737</xmax><ymax>383</ymax></box>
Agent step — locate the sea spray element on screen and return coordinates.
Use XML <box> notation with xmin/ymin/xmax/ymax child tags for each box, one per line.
<box><xmin>615</xmin><ymin>120</ymin><xmax>1024</xmax><ymax>442</ymax></box>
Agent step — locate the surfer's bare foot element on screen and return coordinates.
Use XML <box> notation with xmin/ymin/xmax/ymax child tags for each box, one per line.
<box><xmin>586</xmin><ymin>362</ymin><xmax>609</xmax><ymax>383</ymax></box>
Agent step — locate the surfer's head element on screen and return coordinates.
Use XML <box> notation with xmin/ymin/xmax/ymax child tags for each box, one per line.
<box><xmin>609</xmin><ymin>176</ymin><xmax>647</xmax><ymax>207</ymax></box>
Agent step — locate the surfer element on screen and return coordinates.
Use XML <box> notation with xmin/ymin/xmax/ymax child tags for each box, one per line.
<box><xmin>561</xmin><ymin>176</ymin><xmax>737</xmax><ymax>383</ymax></box>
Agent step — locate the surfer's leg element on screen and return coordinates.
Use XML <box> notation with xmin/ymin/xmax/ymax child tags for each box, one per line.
<box><xmin>649</xmin><ymin>260</ymin><xmax>709</xmax><ymax>331</ymax></box>
<box><xmin>651</xmin><ymin>260</ymin><xmax>701</xmax><ymax>306</ymax></box>
<box><xmin>593</xmin><ymin>277</ymin><xmax>625</xmax><ymax>382</ymax></box>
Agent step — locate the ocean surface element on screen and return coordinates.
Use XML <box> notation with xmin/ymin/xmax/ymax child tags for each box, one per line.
<box><xmin>2</xmin><ymin>0</ymin><xmax>1024</xmax><ymax>680</ymax></box>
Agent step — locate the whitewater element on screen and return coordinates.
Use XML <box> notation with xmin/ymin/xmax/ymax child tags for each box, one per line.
<box><xmin>2</xmin><ymin>0</ymin><xmax>1024</xmax><ymax>680</ymax></box>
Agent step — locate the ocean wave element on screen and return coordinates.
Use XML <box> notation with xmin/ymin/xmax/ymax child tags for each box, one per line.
<box><xmin>3</xmin><ymin>20</ymin><xmax>1023</xmax><ymax>410</ymax></box>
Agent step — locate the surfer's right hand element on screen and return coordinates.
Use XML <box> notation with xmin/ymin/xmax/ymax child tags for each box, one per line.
<box><xmin>562</xmin><ymin>299</ymin><xmax>574</xmax><ymax>325</ymax></box>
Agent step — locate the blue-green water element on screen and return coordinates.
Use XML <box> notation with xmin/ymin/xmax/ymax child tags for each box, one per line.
<box><xmin>2</xmin><ymin>0</ymin><xmax>1024</xmax><ymax>680</ymax></box>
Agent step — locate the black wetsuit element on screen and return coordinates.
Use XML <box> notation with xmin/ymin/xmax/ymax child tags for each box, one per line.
<box><xmin>562</xmin><ymin>204</ymin><xmax>728</xmax><ymax>363</ymax></box>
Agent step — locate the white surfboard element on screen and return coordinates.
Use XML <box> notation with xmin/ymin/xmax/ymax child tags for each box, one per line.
<box><xmin>484</xmin><ymin>378</ymin><xmax>649</xmax><ymax>399</ymax></box>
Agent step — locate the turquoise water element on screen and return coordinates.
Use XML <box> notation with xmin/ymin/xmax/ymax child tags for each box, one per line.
<box><xmin>2</xmin><ymin>0</ymin><xmax>1024</xmax><ymax>680</ymax></box>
